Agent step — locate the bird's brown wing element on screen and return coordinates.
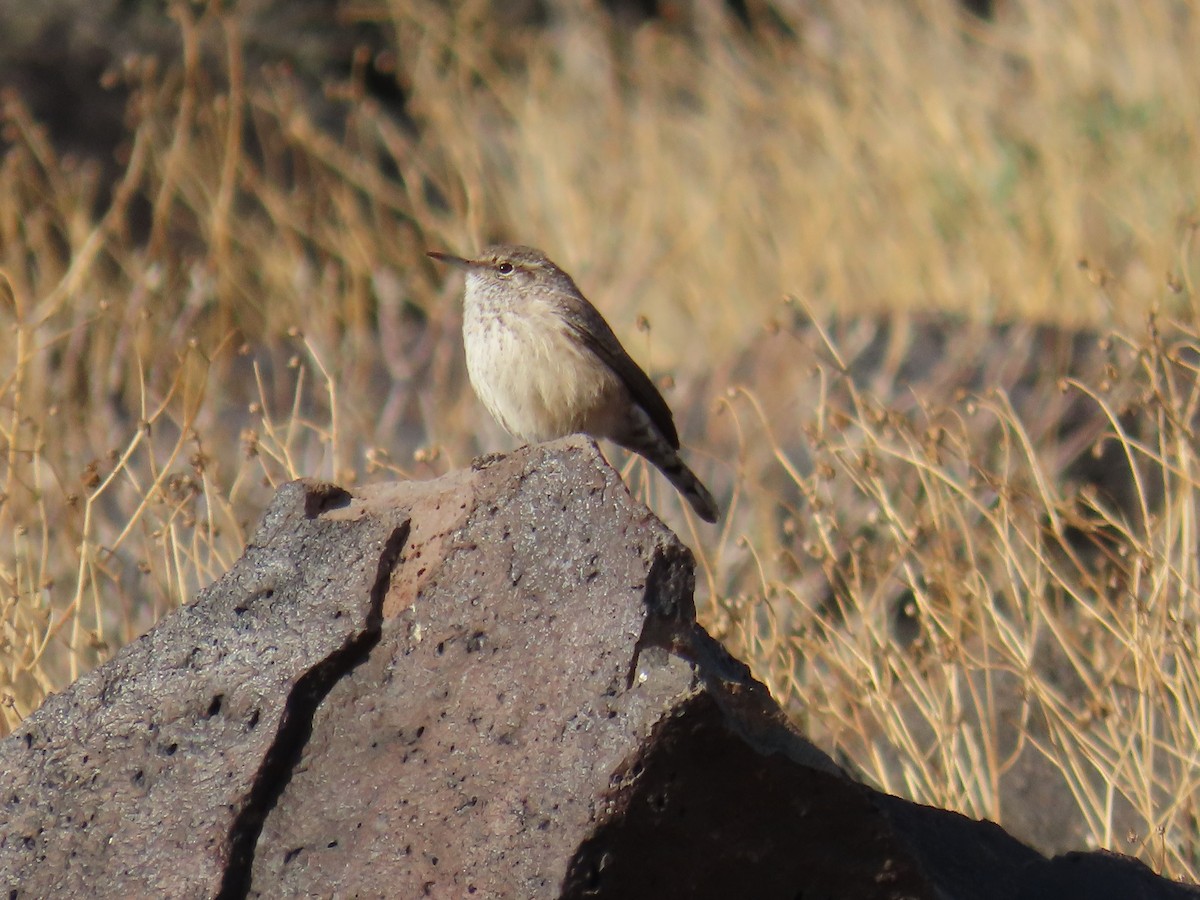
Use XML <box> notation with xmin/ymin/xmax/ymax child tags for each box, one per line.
<box><xmin>553</xmin><ymin>290</ymin><xmax>681</xmax><ymax>450</ymax></box>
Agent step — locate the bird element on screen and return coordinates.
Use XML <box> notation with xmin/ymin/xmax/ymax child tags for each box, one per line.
<box><xmin>427</xmin><ymin>243</ymin><xmax>719</xmax><ymax>523</ymax></box>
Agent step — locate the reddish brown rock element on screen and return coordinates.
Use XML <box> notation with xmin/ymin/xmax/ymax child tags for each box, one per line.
<box><xmin>0</xmin><ymin>437</ymin><xmax>1197</xmax><ymax>899</ymax></box>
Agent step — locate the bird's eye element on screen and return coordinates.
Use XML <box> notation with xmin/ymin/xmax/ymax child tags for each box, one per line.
<box><xmin>496</xmin><ymin>262</ymin><xmax>514</xmax><ymax>275</ymax></box>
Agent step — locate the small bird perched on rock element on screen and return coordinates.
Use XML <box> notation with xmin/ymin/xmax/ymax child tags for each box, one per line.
<box><xmin>428</xmin><ymin>243</ymin><xmax>719</xmax><ymax>523</ymax></box>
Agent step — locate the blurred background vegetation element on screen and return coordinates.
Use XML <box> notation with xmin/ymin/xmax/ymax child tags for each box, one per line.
<box><xmin>3</xmin><ymin>0</ymin><xmax>1200</xmax><ymax>880</ymax></box>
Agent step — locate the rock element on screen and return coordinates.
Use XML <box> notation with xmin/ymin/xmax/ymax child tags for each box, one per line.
<box><xmin>0</xmin><ymin>437</ymin><xmax>1196</xmax><ymax>899</ymax></box>
<box><xmin>0</xmin><ymin>479</ymin><xmax>408</xmax><ymax>898</ymax></box>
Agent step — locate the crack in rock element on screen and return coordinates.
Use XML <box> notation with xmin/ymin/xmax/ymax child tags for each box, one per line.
<box><xmin>216</xmin><ymin>521</ymin><xmax>409</xmax><ymax>899</ymax></box>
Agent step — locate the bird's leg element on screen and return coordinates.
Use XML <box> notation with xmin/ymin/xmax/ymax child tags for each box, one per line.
<box><xmin>471</xmin><ymin>446</ymin><xmax>530</xmax><ymax>470</ymax></box>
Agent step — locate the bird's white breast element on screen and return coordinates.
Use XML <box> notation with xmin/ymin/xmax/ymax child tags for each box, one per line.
<box><xmin>463</xmin><ymin>291</ymin><xmax>619</xmax><ymax>442</ymax></box>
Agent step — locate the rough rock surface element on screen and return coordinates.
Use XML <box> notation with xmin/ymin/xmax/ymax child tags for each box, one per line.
<box><xmin>0</xmin><ymin>479</ymin><xmax>408</xmax><ymax>898</ymax></box>
<box><xmin>0</xmin><ymin>437</ymin><xmax>1197</xmax><ymax>899</ymax></box>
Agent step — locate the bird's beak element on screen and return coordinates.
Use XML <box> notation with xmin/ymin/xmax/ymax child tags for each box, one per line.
<box><xmin>427</xmin><ymin>250</ymin><xmax>471</xmax><ymax>269</ymax></box>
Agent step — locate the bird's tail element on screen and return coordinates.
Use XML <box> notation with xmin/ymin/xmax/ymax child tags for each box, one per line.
<box><xmin>612</xmin><ymin>405</ymin><xmax>719</xmax><ymax>523</ymax></box>
<box><xmin>657</xmin><ymin>452</ymin><xmax>720</xmax><ymax>523</ymax></box>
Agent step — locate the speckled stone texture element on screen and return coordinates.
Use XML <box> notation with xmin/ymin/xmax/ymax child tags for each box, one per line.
<box><xmin>0</xmin><ymin>479</ymin><xmax>409</xmax><ymax>898</ymax></box>
<box><xmin>1</xmin><ymin>437</ymin><xmax>1198</xmax><ymax>900</ymax></box>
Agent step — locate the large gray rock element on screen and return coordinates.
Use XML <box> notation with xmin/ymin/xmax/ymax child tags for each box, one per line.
<box><xmin>0</xmin><ymin>437</ymin><xmax>1196</xmax><ymax>898</ymax></box>
<box><xmin>0</xmin><ymin>479</ymin><xmax>409</xmax><ymax>897</ymax></box>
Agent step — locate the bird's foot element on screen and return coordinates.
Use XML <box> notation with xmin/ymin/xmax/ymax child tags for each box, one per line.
<box><xmin>471</xmin><ymin>450</ymin><xmax>509</xmax><ymax>470</ymax></box>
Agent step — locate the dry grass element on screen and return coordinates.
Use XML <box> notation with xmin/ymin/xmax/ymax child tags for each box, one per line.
<box><xmin>3</xmin><ymin>0</ymin><xmax>1200</xmax><ymax>879</ymax></box>
<box><xmin>709</xmin><ymin>315</ymin><xmax>1200</xmax><ymax>872</ymax></box>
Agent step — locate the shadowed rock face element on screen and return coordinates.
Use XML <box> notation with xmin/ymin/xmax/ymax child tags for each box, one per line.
<box><xmin>0</xmin><ymin>438</ymin><xmax>1197</xmax><ymax>899</ymax></box>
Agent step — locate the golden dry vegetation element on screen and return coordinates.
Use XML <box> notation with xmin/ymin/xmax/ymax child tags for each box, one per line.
<box><xmin>3</xmin><ymin>0</ymin><xmax>1200</xmax><ymax>880</ymax></box>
